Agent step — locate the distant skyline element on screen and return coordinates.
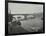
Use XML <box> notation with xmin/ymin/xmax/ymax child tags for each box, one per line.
<box><xmin>8</xmin><ymin>3</ymin><xmax>43</xmax><ymax>14</ymax></box>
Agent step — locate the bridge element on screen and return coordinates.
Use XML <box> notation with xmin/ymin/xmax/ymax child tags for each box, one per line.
<box><xmin>11</xmin><ymin>14</ymin><xmax>35</xmax><ymax>21</ymax></box>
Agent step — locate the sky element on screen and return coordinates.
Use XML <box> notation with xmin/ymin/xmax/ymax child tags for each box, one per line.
<box><xmin>8</xmin><ymin>3</ymin><xmax>43</xmax><ymax>14</ymax></box>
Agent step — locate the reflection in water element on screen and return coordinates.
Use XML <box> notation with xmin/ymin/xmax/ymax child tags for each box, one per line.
<box><xmin>8</xmin><ymin>13</ymin><xmax>43</xmax><ymax>34</ymax></box>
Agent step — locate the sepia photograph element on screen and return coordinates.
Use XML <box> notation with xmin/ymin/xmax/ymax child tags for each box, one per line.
<box><xmin>7</xmin><ymin>1</ymin><xmax>45</xmax><ymax>35</ymax></box>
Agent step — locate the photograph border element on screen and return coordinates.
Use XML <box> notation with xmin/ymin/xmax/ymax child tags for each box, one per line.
<box><xmin>5</xmin><ymin>0</ymin><xmax>45</xmax><ymax>35</ymax></box>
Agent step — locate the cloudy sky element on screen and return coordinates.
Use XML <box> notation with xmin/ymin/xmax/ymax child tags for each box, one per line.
<box><xmin>8</xmin><ymin>3</ymin><xmax>43</xmax><ymax>14</ymax></box>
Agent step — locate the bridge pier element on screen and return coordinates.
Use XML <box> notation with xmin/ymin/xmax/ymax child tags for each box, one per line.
<box><xmin>24</xmin><ymin>15</ymin><xmax>27</xmax><ymax>20</ymax></box>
